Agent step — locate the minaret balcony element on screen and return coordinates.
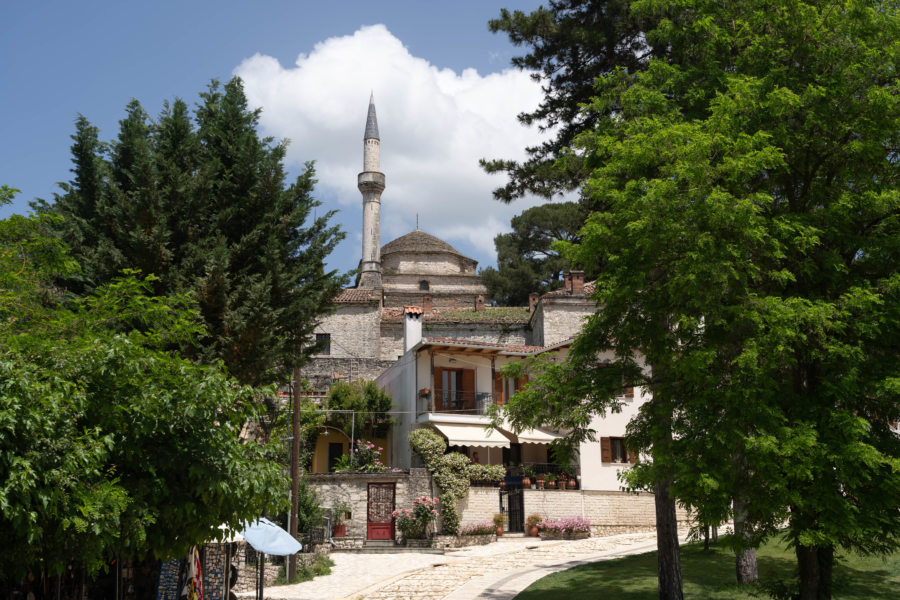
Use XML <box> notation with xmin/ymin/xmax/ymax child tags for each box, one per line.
<box><xmin>358</xmin><ymin>171</ymin><xmax>386</xmax><ymax>192</ymax></box>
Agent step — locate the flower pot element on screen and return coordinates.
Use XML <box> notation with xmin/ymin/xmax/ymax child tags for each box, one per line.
<box><xmin>521</xmin><ymin>477</ymin><xmax>531</xmax><ymax>487</ymax></box>
<box><xmin>332</xmin><ymin>524</ymin><xmax>346</xmax><ymax>537</ymax></box>
<box><xmin>499</xmin><ymin>480</ymin><xmax>506</xmax><ymax>489</ymax></box>
<box><xmin>495</xmin><ymin>526</ymin><xmax>504</xmax><ymax>537</ymax></box>
<box><xmin>567</xmin><ymin>479</ymin><xmax>577</xmax><ymax>490</ymax></box>
<box><xmin>528</xmin><ymin>525</ymin><xmax>539</xmax><ymax>537</ymax></box>
<box><xmin>536</xmin><ymin>479</ymin><xmax>544</xmax><ymax>490</ymax></box>
<box><xmin>546</xmin><ymin>481</ymin><xmax>556</xmax><ymax>489</ymax></box>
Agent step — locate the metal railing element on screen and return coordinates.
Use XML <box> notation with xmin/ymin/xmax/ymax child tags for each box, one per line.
<box><xmin>417</xmin><ymin>391</ymin><xmax>499</xmax><ymax>415</ymax></box>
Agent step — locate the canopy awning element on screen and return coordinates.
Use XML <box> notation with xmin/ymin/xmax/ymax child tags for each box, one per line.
<box><xmin>506</xmin><ymin>428</ymin><xmax>560</xmax><ymax>445</ymax></box>
<box><xmin>500</xmin><ymin>421</ymin><xmax>562</xmax><ymax>445</ymax></box>
<box><xmin>430</xmin><ymin>423</ymin><xmax>510</xmax><ymax>448</ymax></box>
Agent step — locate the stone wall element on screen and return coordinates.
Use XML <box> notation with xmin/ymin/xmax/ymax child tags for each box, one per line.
<box><xmin>314</xmin><ymin>304</ymin><xmax>381</xmax><ymax>359</ymax></box>
<box><xmin>458</xmin><ymin>486</ymin><xmax>501</xmax><ymax>525</ymax></box>
<box><xmin>523</xmin><ymin>489</ymin><xmax>692</xmax><ymax>536</ymax></box>
<box><xmin>300</xmin><ymin>357</ymin><xmax>396</xmax><ymax>390</ymax></box>
<box><xmin>539</xmin><ymin>299</ymin><xmax>594</xmax><ymax>346</ymax></box>
<box><xmin>307</xmin><ymin>468</ymin><xmax>435</xmax><ymax>548</ymax></box>
<box><xmin>379</xmin><ymin>321</ymin><xmax>530</xmax><ymax>360</ymax></box>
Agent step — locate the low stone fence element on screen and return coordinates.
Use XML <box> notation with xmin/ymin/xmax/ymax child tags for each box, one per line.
<box><xmin>432</xmin><ymin>533</ymin><xmax>496</xmax><ymax>548</ymax></box>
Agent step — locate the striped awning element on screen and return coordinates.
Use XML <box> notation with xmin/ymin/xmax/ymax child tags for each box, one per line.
<box><xmin>430</xmin><ymin>423</ymin><xmax>510</xmax><ymax>448</ymax></box>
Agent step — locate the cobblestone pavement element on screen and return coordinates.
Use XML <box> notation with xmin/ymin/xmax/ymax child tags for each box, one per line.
<box><xmin>252</xmin><ymin>532</ymin><xmax>659</xmax><ymax>600</ymax></box>
<box><xmin>358</xmin><ymin>532</ymin><xmax>657</xmax><ymax>600</ymax></box>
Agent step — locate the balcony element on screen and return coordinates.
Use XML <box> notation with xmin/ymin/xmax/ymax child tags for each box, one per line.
<box><xmin>417</xmin><ymin>391</ymin><xmax>501</xmax><ymax>416</ymax></box>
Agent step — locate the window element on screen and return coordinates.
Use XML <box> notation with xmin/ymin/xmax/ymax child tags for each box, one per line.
<box><xmin>419</xmin><ymin>280</ymin><xmax>430</xmax><ymax>291</ymax></box>
<box><xmin>601</xmin><ymin>437</ymin><xmax>633</xmax><ymax>464</ymax></box>
<box><xmin>316</xmin><ymin>333</ymin><xmax>331</xmax><ymax>355</ymax></box>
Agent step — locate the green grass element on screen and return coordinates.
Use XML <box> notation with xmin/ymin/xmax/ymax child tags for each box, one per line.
<box><xmin>271</xmin><ymin>554</ymin><xmax>334</xmax><ymax>586</ymax></box>
<box><xmin>516</xmin><ymin>536</ymin><xmax>900</xmax><ymax>599</ymax></box>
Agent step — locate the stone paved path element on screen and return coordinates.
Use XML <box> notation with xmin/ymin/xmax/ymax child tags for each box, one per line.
<box><xmin>252</xmin><ymin>532</ymin><xmax>660</xmax><ymax>600</ymax></box>
<box><xmin>358</xmin><ymin>532</ymin><xmax>657</xmax><ymax>600</ymax></box>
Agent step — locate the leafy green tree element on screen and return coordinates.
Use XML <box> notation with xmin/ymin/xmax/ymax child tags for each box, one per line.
<box><xmin>0</xmin><ymin>189</ymin><xmax>285</xmax><ymax>582</ymax></box>
<box><xmin>481</xmin><ymin>201</ymin><xmax>587</xmax><ymax>305</ymax></box>
<box><xmin>502</xmin><ymin>2</ymin><xmax>900</xmax><ymax>599</ymax></box>
<box><xmin>481</xmin><ymin>0</ymin><xmax>654</xmax><ymax>202</ymax></box>
<box><xmin>38</xmin><ymin>78</ymin><xmax>348</xmax><ymax>386</ymax></box>
<box><xmin>326</xmin><ymin>379</ymin><xmax>394</xmax><ymax>440</ymax></box>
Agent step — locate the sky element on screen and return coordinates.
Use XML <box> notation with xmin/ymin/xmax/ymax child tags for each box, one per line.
<box><xmin>0</xmin><ymin>0</ymin><xmax>554</xmax><ymax>276</ymax></box>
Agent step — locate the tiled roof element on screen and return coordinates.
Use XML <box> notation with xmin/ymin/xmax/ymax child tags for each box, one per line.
<box><xmin>404</xmin><ymin>306</ymin><xmax>423</xmax><ymax>315</ymax></box>
<box><xmin>424</xmin><ymin>337</ymin><xmax>544</xmax><ymax>354</ymax></box>
<box><xmin>381</xmin><ymin>230</ymin><xmax>468</xmax><ymax>259</ymax></box>
<box><xmin>381</xmin><ymin>306</ymin><xmax>530</xmax><ymax>323</ymax></box>
<box><xmin>333</xmin><ymin>288</ymin><xmax>377</xmax><ymax>303</ymax></box>
<box><xmin>543</xmin><ymin>280</ymin><xmax>596</xmax><ymax>298</ymax></box>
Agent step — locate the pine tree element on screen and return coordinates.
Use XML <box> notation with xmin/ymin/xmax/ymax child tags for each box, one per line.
<box><xmin>40</xmin><ymin>77</ymin><xmax>347</xmax><ymax>386</ymax></box>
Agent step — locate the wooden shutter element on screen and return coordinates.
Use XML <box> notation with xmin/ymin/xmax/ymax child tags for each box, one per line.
<box><xmin>515</xmin><ymin>374</ymin><xmax>529</xmax><ymax>392</ymax></box>
<box><xmin>461</xmin><ymin>369</ymin><xmax>475</xmax><ymax>410</ymax></box>
<box><xmin>600</xmin><ymin>437</ymin><xmax>611</xmax><ymax>463</ymax></box>
<box><xmin>433</xmin><ymin>367</ymin><xmax>445</xmax><ymax>410</ymax></box>
<box><xmin>494</xmin><ymin>371</ymin><xmax>504</xmax><ymax>405</ymax></box>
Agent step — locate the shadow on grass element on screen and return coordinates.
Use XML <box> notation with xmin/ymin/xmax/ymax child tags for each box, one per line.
<box><xmin>515</xmin><ymin>537</ymin><xmax>900</xmax><ymax>600</ymax></box>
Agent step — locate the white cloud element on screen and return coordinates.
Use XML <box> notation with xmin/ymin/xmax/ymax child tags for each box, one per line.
<box><xmin>234</xmin><ymin>24</ymin><xmax>549</xmax><ymax>273</ymax></box>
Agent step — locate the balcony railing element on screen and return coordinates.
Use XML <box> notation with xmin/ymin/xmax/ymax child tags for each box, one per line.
<box><xmin>417</xmin><ymin>391</ymin><xmax>499</xmax><ymax>416</ymax></box>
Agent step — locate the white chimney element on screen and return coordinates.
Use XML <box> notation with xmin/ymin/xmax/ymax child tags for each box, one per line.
<box><xmin>403</xmin><ymin>306</ymin><xmax>423</xmax><ymax>352</ymax></box>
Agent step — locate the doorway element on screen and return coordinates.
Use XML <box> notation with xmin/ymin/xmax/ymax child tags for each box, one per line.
<box><xmin>367</xmin><ymin>483</ymin><xmax>395</xmax><ymax>540</ymax></box>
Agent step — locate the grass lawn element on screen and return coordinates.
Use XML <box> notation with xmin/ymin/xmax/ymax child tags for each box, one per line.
<box><xmin>516</xmin><ymin>536</ymin><xmax>900</xmax><ymax>599</ymax></box>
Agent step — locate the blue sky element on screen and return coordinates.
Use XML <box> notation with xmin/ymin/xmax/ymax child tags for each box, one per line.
<box><xmin>1</xmin><ymin>1</ymin><xmax>551</xmax><ymax>275</ymax></box>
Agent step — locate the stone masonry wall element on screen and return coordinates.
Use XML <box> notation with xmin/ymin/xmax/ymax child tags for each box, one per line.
<box><xmin>379</xmin><ymin>322</ymin><xmax>530</xmax><ymax>360</ymax></box>
<box><xmin>523</xmin><ymin>489</ymin><xmax>692</xmax><ymax>536</ymax></box>
<box><xmin>300</xmin><ymin>357</ymin><xmax>396</xmax><ymax>390</ymax></box>
<box><xmin>308</xmin><ymin>468</ymin><xmax>435</xmax><ymax>547</ymax></box>
<box><xmin>314</xmin><ymin>304</ymin><xmax>381</xmax><ymax>359</ymax></box>
<box><xmin>458</xmin><ymin>486</ymin><xmax>501</xmax><ymax>525</ymax></box>
<box><xmin>540</xmin><ymin>300</ymin><xmax>594</xmax><ymax>346</ymax></box>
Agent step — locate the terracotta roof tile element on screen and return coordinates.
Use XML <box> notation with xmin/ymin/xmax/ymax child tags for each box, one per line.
<box><xmin>423</xmin><ymin>337</ymin><xmax>544</xmax><ymax>354</ymax></box>
<box><xmin>333</xmin><ymin>288</ymin><xmax>377</xmax><ymax>303</ymax></box>
<box><xmin>404</xmin><ymin>306</ymin><xmax>424</xmax><ymax>315</ymax></box>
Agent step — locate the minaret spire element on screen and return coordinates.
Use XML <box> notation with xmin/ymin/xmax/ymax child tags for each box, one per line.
<box><xmin>358</xmin><ymin>93</ymin><xmax>385</xmax><ymax>288</ymax></box>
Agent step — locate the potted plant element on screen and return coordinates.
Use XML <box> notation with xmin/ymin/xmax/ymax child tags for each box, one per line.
<box><xmin>536</xmin><ymin>473</ymin><xmax>545</xmax><ymax>490</ymax></box>
<box><xmin>332</xmin><ymin>499</ymin><xmax>351</xmax><ymax>537</ymax></box>
<box><xmin>521</xmin><ymin>464</ymin><xmax>535</xmax><ymax>488</ymax></box>
<box><xmin>567</xmin><ymin>476</ymin><xmax>577</xmax><ymax>490</ymax></box>
<box><xmin>545</xmin><ymin>473</ymin><xmax>557</xmax><ymax>489</ymax></box>
<box><xmin>418</xmin><ymin>387</ymin><xmax>430</xmax><ymax>397</ymax></box>
<box><xmin>492</xmin><ymin>513</ymin><xmax>507</xmax><ymax>537</ymax></box>
<box><xmin>525</xmin><ymin>514</ymin><xmax>543</xmax><ymax>537</ymax></box>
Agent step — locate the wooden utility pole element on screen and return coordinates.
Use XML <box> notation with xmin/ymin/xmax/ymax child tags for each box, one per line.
<box><xmin>287</xmin><ymin>369</ymin><xmax>302</xmax><ymax>582</ymax></box>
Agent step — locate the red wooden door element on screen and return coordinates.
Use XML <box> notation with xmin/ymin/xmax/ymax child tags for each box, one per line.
<box><xmin>367</xmin><ymin>483</ymin><xmax>395</xmax><ymax>540</ymax></box>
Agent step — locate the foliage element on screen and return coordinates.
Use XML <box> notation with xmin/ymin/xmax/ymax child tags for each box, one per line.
<box><xmin>525</xmin><ymin>514</ymin><xmax>543</xmax><ymax>528</ymax></box>
<box><xmin>326</xmin><ymin>380</ymin><xmax>394</xmax><ymax>439</ymax></box>
<box><xmin>466</xmin><ymin>463</ymin><xmax>506</xmax><ymax>482</ymax></box>
<box><xmin>294</xmin><ymin>475</ymin><xmax>324</xmax><ymax>535</ymax></box>
<box><xmin>458</xmin><ymin>521</ymin><xmax>495</xmax><ymax>536</ymax></box>
<box><xmin>0</xmin><ymin>193</ymin><xmax>285</xmax><ymax>580</ymax></box>
<box><xmin>492</xmin><ymin>513</ymin><xmax>508</xmax><ymax>528</ymax></box>
<box><xmin>537</xmin><ymin>516</ymin><xmax>590</xmax><ymax>534</ymax></box>
<box><xmin>516</xmin><ymin>537</ymin><xmax>900</xmax><ymax>600</ymax></box>
<box><xmin>481</xmin><ymin>0</ymin><xmax>653</xmax><ymax>202</ymax></box>
<box><xmin>333</xmin><ymin>439</ymin><xmax>387</xmax><ymax>473</ymax></box>
<box><xmin>272</xmin><ymin>555</ymin><xmax>333</xmax><ymax>586</ymax></box>
<box><xmin>408</xmin><ymin>427</ymin><xmax>447</xmax><ymax>466</ymax></box>
<box><xmin>439</xmin><ymin>494</ymin><xmax>460</xmax><ymax>535</ymax></box>
<box><xmin>37</xmin><ymin>77</ymin><xmax>348</xmax><ymax>386</ymax></box>
<box><xmin>330</xmin><ymin>499</ymin><xmax>352</xmax><ymax>526</ymax></box>
<box><xmin>481</xmin><ymin>201</ymin><xmax>588</xmax><ymax>305</ymax></box>
<box><xmin>504</xmin><ymin>1</ymin><xmax>900</xmax><ymax>597</ymax></box>
<box><xmin>392</xmin><ymin>496</ymin><xmax>440</xmax><ymax>540</ymax></box>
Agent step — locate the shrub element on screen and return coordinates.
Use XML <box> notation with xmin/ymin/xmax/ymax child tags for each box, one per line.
<box><xmin>392</xmin><ymin>496</ymin><xmax>440</xmax><ymax>540</ymax></box>
<box><xmin>334</xmin><ymin>439</ymin><xmax>387</xmax><ymax>472</ymax></box>
<box><xmin>525</xmin><ymin>514</ymin><xmax>543</xmax><ymax>528</ymax></box>
<box><xmin>439</xmin><ymin>493</ymin><xmax>460</xmax><ymax>535</ymax></box>
<box><xmin>459</xmin><ymin>521</ymin><xmax>495</xmax><ymax>536</ymax></box>
<box><xmin>493</xmin><ymin>513</ymin><xmax>507</xmax><ymax>528</ymax></box>
<box><xmin>467</xmin><ymin>463</ymin><xmax>506</xmax><ymax>482</ymax></box>
<box><xmin>537</xmin><ymin>516</ymin><xmax>590</xmax><ymax>534</ymax></box>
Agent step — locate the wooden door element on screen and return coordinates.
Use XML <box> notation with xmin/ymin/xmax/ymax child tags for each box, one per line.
<box><xmin>367</xmin><ymin>483</ymin><xmax>395</xmax><ymax>540</ymax></box>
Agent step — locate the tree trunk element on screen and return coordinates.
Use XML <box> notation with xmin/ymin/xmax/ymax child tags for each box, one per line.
<box><xmin>655</xmin><ymin>477</ymin><xmax>684</xmax><ymax>600</ymax></box>
<box><xmin>797</xmin><ymin>545</ymin><xmax>820</xmax><ymax>600</ymax></box>
<box><xmin>732</xmin><ymin>498</ymin><xmax>758</xmax><ymax>584</ymax></box>
<box><xmin>704</xmin><ymin>525</ymin><xmax>710</xmax><ymax>551</ymax></box>
<box><xmin>818</xmin><ymin>545</ymin><xmax>834</xmax><ymax>600</ymax></box>
<box><xmin>711</xmin><ymin>526</ymin><xmax>718</xmax><ymax>544</ymax></box>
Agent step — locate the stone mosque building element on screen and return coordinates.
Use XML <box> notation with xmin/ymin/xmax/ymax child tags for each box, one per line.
<box><xmin>301</xmin><ymin>95</ymin><xmax>594</xmax><ymax>390</ymax></box>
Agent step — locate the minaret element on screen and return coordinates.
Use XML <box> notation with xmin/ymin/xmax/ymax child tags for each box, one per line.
<box><xmin>358</xmin><ymin>93</ymin><xmax>385</xmax><ymax>288</ymax></box>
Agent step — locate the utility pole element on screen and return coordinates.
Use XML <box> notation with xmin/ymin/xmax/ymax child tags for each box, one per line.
<box><xmin>288</xmin><ymin>369</ymin><xmax>302</xmax><ymax>582</ymax></box>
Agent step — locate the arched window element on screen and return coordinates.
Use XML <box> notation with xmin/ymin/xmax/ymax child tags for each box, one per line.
<box><xmin>419</xmin><ymin>280</ymin><xmax>430</xmax><ymax>291</ymax></box>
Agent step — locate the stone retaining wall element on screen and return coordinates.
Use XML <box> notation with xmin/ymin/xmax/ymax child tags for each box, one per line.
<box><xmin>432</xmin><ymin>533</ymin><xmax>496</xmax><ymax>548</ymax></box>
<box><xmin>308</xmin><ymin>468</ymin><xmax>435</xmax><ymax>547</ymax></box>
